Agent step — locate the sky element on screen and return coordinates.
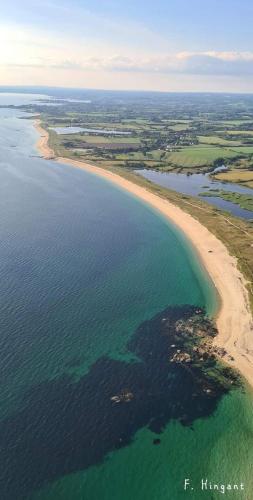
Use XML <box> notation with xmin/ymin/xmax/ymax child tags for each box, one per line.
<box><xmin>1</xmin><ymin>0</ymin><xmax>253</xmax><ymax>92</ymax></box>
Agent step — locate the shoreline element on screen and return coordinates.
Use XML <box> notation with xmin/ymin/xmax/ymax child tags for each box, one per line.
<box><xmin>35</xmin><ymin>123</ymin><xmax>253</xmax><ymax>387</ymax></box>
<box><xmin>34</xmin><ymin>120</ymin><xmax>55</xmax><ymax>159</ymax></box>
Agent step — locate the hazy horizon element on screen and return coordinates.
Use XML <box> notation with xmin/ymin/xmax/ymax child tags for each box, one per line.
<box><xmin>1</xmin><ymin>85</ymin><xmax>253</xmax><ymax>96</ymax></box>
<box><xmin>1</xmin><ymin>0</ymin><xmax>253</xmax><ymax>93</ymax></box>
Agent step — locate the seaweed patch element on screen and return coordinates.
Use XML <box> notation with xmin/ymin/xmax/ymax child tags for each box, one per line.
<box><xmin>0</xmin><ymin>305</ymin><xmax>240</xmax><ymax>499</ymax></box>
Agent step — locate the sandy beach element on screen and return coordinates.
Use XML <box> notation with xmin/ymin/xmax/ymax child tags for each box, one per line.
<box><xmin>34</xmin><ymin>120</ymin><xmax>55</xmax><ymax>159</ymax></box>
<box><xmin>36</xmin><ymin>124</ymin><xmax>253</xmax><ymax>387</ymax></box>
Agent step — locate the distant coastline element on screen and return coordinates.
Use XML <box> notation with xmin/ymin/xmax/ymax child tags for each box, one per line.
<box><xmin>35</xmin><ymin>120</ymin><xmax>253</xmax><ymax>388</ymax></box>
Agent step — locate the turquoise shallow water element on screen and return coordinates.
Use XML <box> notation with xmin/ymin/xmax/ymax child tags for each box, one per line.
<box><xmin>0</xmin><ymin>94</ymin><xmax>253</xmax><ymax>500</ymax></box>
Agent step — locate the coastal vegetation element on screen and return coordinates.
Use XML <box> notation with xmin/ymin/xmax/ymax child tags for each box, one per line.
<box><xmin>213</xmin><ymin>168</ymin><xmax>253</xmax><ymax>188</ymax></box>
<box><xmin>200</xmin><ymin>189</ymin><xmax>253</xmax><ymax>212</ymax></box>
<box><xmin>16</xmin><ymin>92</ymin><xmax>253</xmax><ymax>180</ymax></box>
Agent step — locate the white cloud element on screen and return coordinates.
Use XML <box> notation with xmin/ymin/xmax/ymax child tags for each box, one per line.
<box><xmin>7</xmin><ymin>50</ymin><xmax>253</xmax><ymax>76</ymax></box>
<box><xmin>175</xmin><ymin>51</ymin><xmax>253</xmax><ymax>75</ymax></box>
<box><xmin>1</xmin><ymin>22</ymin><xmax>253</xmax><ymax>92</ymax></box>
<box><xmin>93</xmin><ymin>51</ymin><xmax>253</xmax><ymax>75</ymax></box>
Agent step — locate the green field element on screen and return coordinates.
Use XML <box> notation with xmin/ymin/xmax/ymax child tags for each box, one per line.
<box><xmin>168</xmin><ymin>123</ymin><xmax>191</xmax><ymax>131</ymax></box>
<box><xmin>116</xmin><ymin>150</ymin><xmax>163</xmax><ymax>161</ymax></box>
<box><xmin>225</xmin><ymin>130</ymin><xmax>253</xmax><ymax>137</ymax></box>
<box><xmin>198</xmin><ymin>135</ymin><xmax>242</xmax><ymax>146</ymax></box>
<box><xmin>67</xmin><ymin>134</ymin><xmax>140</xmax><ymax>144</ymax></box>
<box><xmin>165</xmin><ymin>146</ymin><xmax>239</xmax><ymax>168</ymax></box>
<box><xmin>229</xmin><ymin>146</ymin><xmax>253</xmax><ymax>154</ymax></box>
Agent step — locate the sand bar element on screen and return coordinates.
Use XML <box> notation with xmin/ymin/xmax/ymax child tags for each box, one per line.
<box><xmin>36</xmin><ymin>123</ymin><xmax>253</xmax><ymax>387</ymax></box>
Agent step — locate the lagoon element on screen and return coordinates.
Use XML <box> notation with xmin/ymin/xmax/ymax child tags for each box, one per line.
<box><xmin>137</xmin><ymin>168</ymin><xmax>253</xmax><ymax>220</ymax></box>
<box><xmin>51</xmin><ymin>126</ymin><xmax>131</xmax><ymax>135</ymax></box>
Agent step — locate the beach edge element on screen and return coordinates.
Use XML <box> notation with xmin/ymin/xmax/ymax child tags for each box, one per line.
<box><xmin>35</xmin><ymin>121</ymin><xmax>253</xmax><ymax>388</ymax></box>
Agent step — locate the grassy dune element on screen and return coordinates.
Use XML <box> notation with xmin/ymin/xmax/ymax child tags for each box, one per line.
<box><xmin>200</xmin><ymin>190</ymin><xmax>253</xmax><ymax>211</ymax></box>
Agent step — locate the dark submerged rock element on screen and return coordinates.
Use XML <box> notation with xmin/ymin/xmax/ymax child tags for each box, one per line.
<box><xmin>0</xmin><ymin>305</ymin><xmax>240</xmax><ymax>499</ymax></box>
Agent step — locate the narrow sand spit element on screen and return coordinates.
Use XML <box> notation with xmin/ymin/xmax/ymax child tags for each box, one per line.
<box><xmin>36</xmin><ymin>124</ymin><xmax>253</xmax><ymax>387</ymax></box>
<box><xmin>34</xmin><ymin>120</ymin><xmax>55</xmax><ymax>159</ymax></box>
